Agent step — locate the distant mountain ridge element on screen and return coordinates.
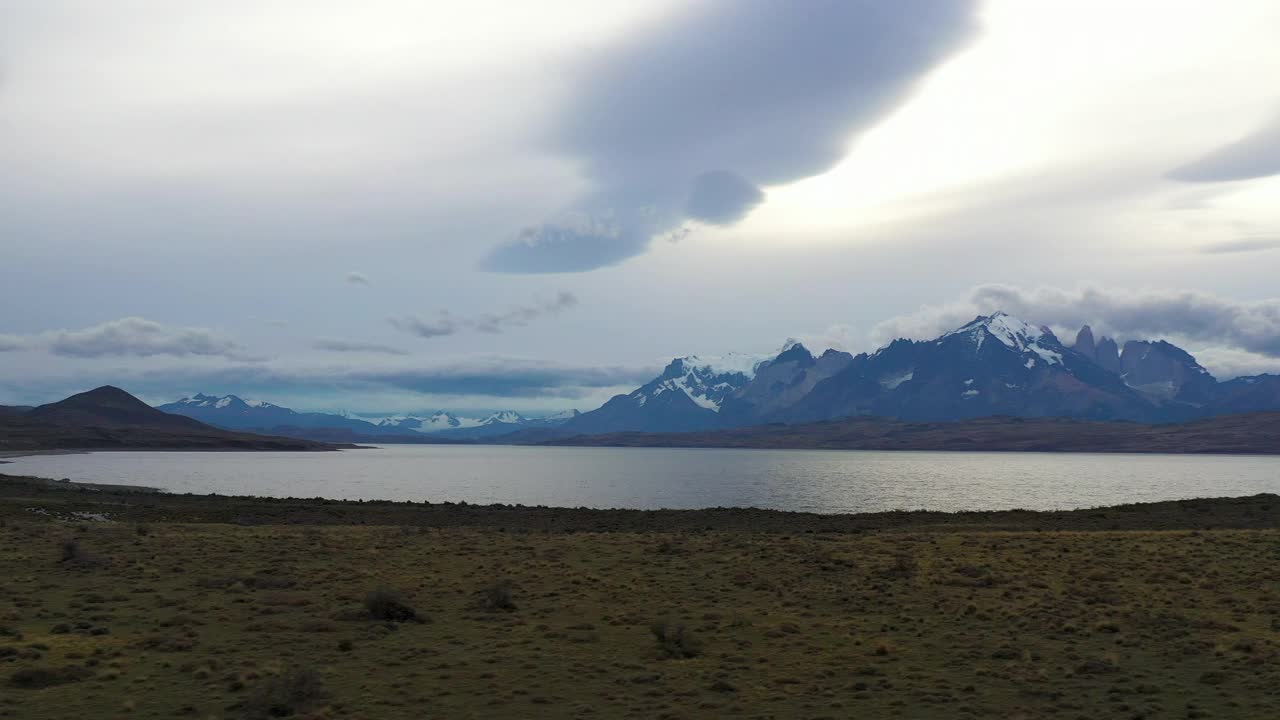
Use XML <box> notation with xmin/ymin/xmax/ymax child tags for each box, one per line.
<box><xmin>157</xmin><ymin>394</ymin><xmax>580</xmax><ymax>441</ymax></box>
<box><xmin>134</xmin><ymin>310</ymin><xmax>1280</xmax><ymax>443</ymax></box>
<box><xmin>1</xmin><ymin>386</ymin><xmax>336</xmax><ymax>452</ymax></box>
<box><xmin>541</xmin><ymin>311</ymin><xmax>1280</xmax><ymax>439</ymax></box>
<box><xmin>158</xmin><ymin>394</ymin><xmax>402</xmax><ymax>437</ymax></box>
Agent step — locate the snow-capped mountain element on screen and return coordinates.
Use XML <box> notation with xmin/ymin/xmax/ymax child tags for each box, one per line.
<box><xmin>376</xmin><ymin>411</ymin><xmax>485</xmax><ymax>434</ymax></box>
<box><xmin>157</xmin><ymin>394</ymin><xmax>398</xmax><ymax>435</ymax></box>
<box><xmin>560</xmin><ymin>311</ymin><xmax>1222</xmax><ymax>437</ymax></box>
<box><xmin>633</xmin><ymin>353</ymin><xmax>769</xmax><ymax>412</ymax></box>
<box><xmin>158</xmin><ymin>394</ymin><xmax>580</xmax><ymax>441</ymax></box>
<box><xmin>371</xmin><ymin>408</ymin><xmax>580</xmax><ymax>439</ymax></box>
<box><xmin>557</xmin><ymin>353</ymin><xmax>769</xmax><ymax>435</ymax></box>
<box><xmin>778</xmin><ymin>312</ymin><xmax>1154</xmax><ymax>424</ymax></box>
<box><xmin>157</xmin><ymin>310</ymin><xmax>1280</xmax><ymax>443</ymax></box>
<box><xmin>167</xmin><ymin>393</ymin><xmax>280</xmax><ymax>412</ymax></box>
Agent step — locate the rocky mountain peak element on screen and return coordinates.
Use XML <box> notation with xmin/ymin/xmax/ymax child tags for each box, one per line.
<box><xmin>1074</xmin><ymin>325</ymin><xmax>1097</xmax><ymax>358</ymax></box>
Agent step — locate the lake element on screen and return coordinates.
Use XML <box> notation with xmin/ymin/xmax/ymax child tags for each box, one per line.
<box><xmin>5</xmin><ymin>445</ymin><xmax>1280</xmax><ymax>514</ymax></box>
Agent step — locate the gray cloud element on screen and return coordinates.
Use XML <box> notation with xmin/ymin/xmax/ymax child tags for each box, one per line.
<box><xmin>346</xmin><ymin>359</ymin><xmax>646</xmax><ymax>398</ymax></box>
<box><xmin>484</xmin><ymin>0</ymin><xmax>978</xmax><ymax>272</ymax></box>
<box><xmin>473</xmin><ymin>291</ymin><xmax>578</xmax><ymax>333</ymax></box>
<box><xmin>392</xmin><ymin>292</ymin><xmax>578</xmax><ymax>339</ymax></box>
<box><xmin>873</xmin><ymin>285</ymin><xmax>1280</xmax><ymax>362</ymax></box>
<box><xmin>388</xmin><ymin>313</ymin><xmax>461</xmax><ymax>339</ymax></box>
<box><xmin>684</xmin><ymin>171</ymin><xmax>766</xmax><ymax>225</ymax></box>
<box><xmin>346</xmin><ymin>272</ymin><xmax>371</xmax><ymax>286</ymax></box>
<box><xmin>311</xmin><ymin>338</ymin><xmax>408</xmax><ymax>355</ymax></box>
<box><xmin>44</xmin><ymin>317</ymin><xmax>251</xmax><ymax>360</ymax></box>
<box><xmin>1201</xmin><ymin>236</ymin><xmax>1280</xmax><ymax>254</ymax></box>
<box><xmin>1168</xmin><ymin>112</ymin><xmax>1280</xmax><ymax>182</ymax></box>
<box><xmin>4</xmin><ymin>356</ymin><xmax>657</xmax><ymax>407</ymax></box>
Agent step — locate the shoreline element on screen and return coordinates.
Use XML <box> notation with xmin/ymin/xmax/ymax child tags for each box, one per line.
<box><xmin>3</xmin><ymin>470</ymin><xmax>1276</xmax><ymax>533</ymax></box>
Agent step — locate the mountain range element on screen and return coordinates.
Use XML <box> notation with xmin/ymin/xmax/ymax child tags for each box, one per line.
<box><xmin>155</xmin><ymin>394</ymin><xmax>580</xmax><ymax>442</ymax></box>
<box><xmin>10</xmin><ymin>310</ymin><xmax>1279</xmax><ymax>449</ymax></box>
<box><xmin>546</xmin><ymin>311</ymin><xmax>1280</xmax><ymax>439</ymax></box>
<box><xmin>0</xmin><ymin>386</ymin><xmax>336</xmax><ymax>452</ymax></box>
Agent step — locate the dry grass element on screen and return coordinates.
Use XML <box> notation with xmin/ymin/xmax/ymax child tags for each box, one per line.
<box><xmin>0</xmin><ymin>482</ymin><xmax>1277</xmax><ymax>718</ymax></box>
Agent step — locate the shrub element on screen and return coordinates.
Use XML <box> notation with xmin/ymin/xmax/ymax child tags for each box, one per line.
<box><xmin>650</xmin><ymin>621</ymin><xmax>701</xmax><ymax>659</ymax></box>
<box><xmin>482</xmin><ymin>579</ymin><xmax>517</xmax><ymax>612</ymax></box>
<box><xmin>241</xmin><ymin>667</ymin><xmax>328</xmax><ymax>719</ymax></box>
<box><xmin>58</xmin><ymin>539</ymin><xmax>83</xmax><ymax>563</ymax></box>
<box><xmin>9</xmin><ymin>665</ymin><xmax>93</xmax><ymax>689</ymax></box>
<box><xmin>363</xmin><ymin>588</ymin><xmax>419</xmax><ymax>623</ymax></box>
<box><xmin>880</xmin><ymin>553</ymin><xmax>917</xmax><ymax>580</ymax></box>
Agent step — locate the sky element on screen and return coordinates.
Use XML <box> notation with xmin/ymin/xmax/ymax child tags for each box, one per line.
<box><xmin>2</xmin><ymin>0</ymin><xmax>1280</xmax><ymax>415</ymax></box>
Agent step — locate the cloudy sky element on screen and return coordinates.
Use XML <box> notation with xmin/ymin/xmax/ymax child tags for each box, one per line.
<box><xmin>3</xmin><ymin>0</ymin><xmax>1279</xmax><ymax>414</ymax></box>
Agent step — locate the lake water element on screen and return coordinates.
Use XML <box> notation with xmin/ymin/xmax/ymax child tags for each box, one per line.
<box><xmin>5</xmin><ymin>445</ymin><xmax>1280</xmax><ymax>513</ymax></box>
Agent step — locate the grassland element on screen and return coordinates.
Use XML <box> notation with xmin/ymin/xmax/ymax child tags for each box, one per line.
<box><xmin>1</xmin><ymin>473</ymin><xmax>1278</xmax><ymax>719</ymax></box>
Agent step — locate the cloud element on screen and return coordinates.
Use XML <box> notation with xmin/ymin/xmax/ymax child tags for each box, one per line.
<box><xmin>872</xmin><ymin>285</ymin><xmax>1280</xmax><ymax>360</ymax></box>
<box><xmin>0</xmin><ymin>335</ymin><xmax>26</xmax><ymax>352</ymax></box>
<box><xmin>1168</xmin><ymin>112</ymin><xmax>1280</xmax><ymax>182</ymax></box>
<box><xmin>684</xmin><ymin>171</ymin><xmax>766</xmax><ymax>225</ymax></box>
<box><xmin>311</xmin><ymin>338</ymin><xmax>408</xmax><ymax>355</ymax></box>
<box><xmin>346</xmin><ymin>272</ymin><xmax>371</xmax><ymax>286</ymax></box>
<box><xmin>391</xmin><ymin>292</ymin><xmax>578</xmax><ymax>339</ymax></box>
<box><xmin>388</xmin><ymin>313</ymin><xmax>460</xmax><ymax>339</ymax></box>
<box><xmin>1201</xmin><ymin>236</ymin><xmax>1280</xmax><ymax>254</ymax></box>
<box><xmin>344</xmin><ymin>358</ymin><xmax>648</xmax><ymax>398</ymax></box>
<box><xmin>6</xmin><ymin>356</ymin><xmax>658</xmax><ymax>405</ymax></box>
<box><xmin>1188</xmin><ymin>347</ymin><xmax>1280</xmax><ymax>380</ymax></box>
<box><xmin>792</xmin><ymin>324</ymin><xmax>859</xmax><ymax>355</ymax></box>
<box><xmin>43</xmin><ymin>317</ymin><xmax>252</xmax><ymax>360</ymax></box>
<box><xmin>472</xmin><ymin>291</ymin><xmax>578</xmax><ymax>333</ymax></box>
<box><xmin>483</xmin><ymin>0</ymin><xmax>978</xmax><ymax>272</ymax></box>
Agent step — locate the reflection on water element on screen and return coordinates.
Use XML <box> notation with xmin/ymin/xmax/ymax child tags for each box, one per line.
<box><xmin>5</xmin><ymin>445</ymin><xmax>1279</xmax><ymax>514</ymax></box>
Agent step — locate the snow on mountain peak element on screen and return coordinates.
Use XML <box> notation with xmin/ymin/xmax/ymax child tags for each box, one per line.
<box><xmin>483</xmin><ymin>411</ymin><xmax>525</xmax><ymax>425</ymax></box>
<box><xmin>948</xmin><ymin>312</ymin><xmax>1063</xmax><ymax>365</ymax></box>
<box><xmin>675</xmin><ymin>352</ymin><xmax>768</xmax><ymax>379</ymax></box>
<box><xmin>638</xmin><ymin>352</ymin><xmax>770</xmax><ymax>413</ymax></box>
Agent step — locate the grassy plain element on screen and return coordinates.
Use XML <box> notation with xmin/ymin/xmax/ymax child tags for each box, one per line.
<box><xmin>1</xmin><ymin>474</ymin><xmax>1278</xmax><ymax>719</ymax></box>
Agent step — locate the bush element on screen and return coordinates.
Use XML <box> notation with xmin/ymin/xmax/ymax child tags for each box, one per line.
<box><xmin>363</xmin><ymin>588</ymin><xmax>419</xmax><ymax>623</ymax></box>
<box><xmin>9</xmin><ymin>665</ymin><xmax>93</xmax><ymax>688</ymax></box>
<box><xmin>880</xmin><ymin>553</ymin><xmax>917</xmax><ymax>580</ymax></box>
<box><xmin>482</xmin><ymin>579</ymin><xmax>517</xmax><ymax>612</ymax></box>
<box><xmin>59</xmin><ymin>539</ymin><xmax>83</xmax><ymax>563</ymax></box>
<box><xmin>650</xmin><ymin>621</ymin><xmax>701</xmax><ymax>659</ymax></box>
<box><xmin>241</xmin><ymin>667</ymin><xmax>327</xmax><ymax>719</ymax></box>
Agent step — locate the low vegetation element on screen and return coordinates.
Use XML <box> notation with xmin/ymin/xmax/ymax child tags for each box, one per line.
<box><xmin>0</xmin><ymin>474</ymin><xmax>1277</xmax><ymax>718</ymax></box>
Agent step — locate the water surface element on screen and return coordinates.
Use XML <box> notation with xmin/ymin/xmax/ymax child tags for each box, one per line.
<box><xmin>5</xmin><ymin>445</ymin><xmax>1279</xmax><ymax>513</ymax></box>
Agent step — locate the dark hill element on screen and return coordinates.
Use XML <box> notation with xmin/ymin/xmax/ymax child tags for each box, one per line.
<box><xmin>27</xmin><ymin>386</ymin><xmax>209</xmax><ymax>430</ymax></box>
